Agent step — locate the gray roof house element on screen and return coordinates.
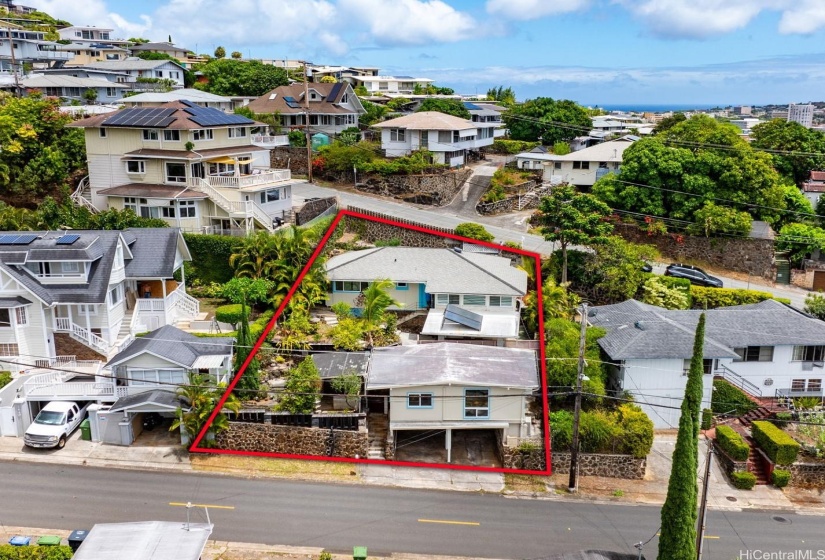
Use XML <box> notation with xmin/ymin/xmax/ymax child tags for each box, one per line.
<box><xmin>588</xmin><ymin>299</ymin><xmax>825</xmax><ymax>428</ymax></box>
<box><xmin>326</xmin><ymin>247</ymin><xmax>528</xmax><ymax>342</ymax></box>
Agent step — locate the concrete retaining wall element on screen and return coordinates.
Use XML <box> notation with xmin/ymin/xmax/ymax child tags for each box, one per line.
<box><xmin>215</xmin><ymin>422</ymin><xmax>369</xmax><ymax>459</ymax></box>
<box><xmin>552</xmin><ymin>451</ymin><xmax>647</xmax><ymax>479</ymax></box>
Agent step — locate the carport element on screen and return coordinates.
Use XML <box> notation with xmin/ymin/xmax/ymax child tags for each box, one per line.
<box><xmin>95</xmin><ymin>390</ymin><xmax>181</xmax><ymax>446</ymax></box>
<box><xmin>72</xmin><ymin>520</ymin><xmax>212</xmax><ymax>560</ymax></box>
<box><xmin>393</xmin><ymin>423</ymin><xmax>506</xmax><ymax>466</ymax></box>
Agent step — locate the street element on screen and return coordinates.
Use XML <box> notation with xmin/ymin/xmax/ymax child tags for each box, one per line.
<box><xmin>0</xmin><ymin>460</ymin><xmax>821</xmax><ymax>559</ymax></box>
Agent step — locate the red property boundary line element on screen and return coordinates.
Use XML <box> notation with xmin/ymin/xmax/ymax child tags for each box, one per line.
<box><xmin>191</xmin><ymin>209</ymin><xmax>551</xmax><ymax>476</ymax></box>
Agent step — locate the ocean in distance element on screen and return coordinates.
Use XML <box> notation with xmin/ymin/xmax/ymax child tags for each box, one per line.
<box><xmin>595</xmin><ymin>104</ymin><xmax>722</xmax><ymax>112</ymax></box>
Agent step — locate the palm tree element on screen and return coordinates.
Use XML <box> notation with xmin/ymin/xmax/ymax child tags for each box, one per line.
<box><xmin>359</xmin><ymin>278</ymin><xmax>402</xmax><ymax>345</ymax></box>
<box><xmin>229</xmin><ymin>232</ymin><xmax>281</xmax><ymax>279</ymax></box>
<box><xmin>170</xmin><ymin>373</ymin><xmax>241</xmax><ymax>447</ymax></box>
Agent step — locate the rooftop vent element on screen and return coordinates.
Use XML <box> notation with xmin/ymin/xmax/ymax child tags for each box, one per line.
<box><xmin>634</xmin><ymin>320</ymin><xmax>646</xmax><ymax>330</ymax></box>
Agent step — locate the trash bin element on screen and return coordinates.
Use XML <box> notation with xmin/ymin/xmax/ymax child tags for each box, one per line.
<box><xmin>9</xmin><ymin>536</ymin><xmax>30</xmax><ymax>546</ymax></box>
<box><xmin>353</xmin><ymin>546</ymin><xmax>367</xmax><ymax>560</ymax></box>
<box><xmin>68</xmin><ymin>530</ymin><xmax>88</xmax><ymax>552</ymax></box>
<box><xmin>37</xmin><ymin>536</ymin><xmax>61</xmax><ymax>547</ymax></box>
<box><xmin>80</xmin><ymin>419</ymin><xmax>91</xmax><ymax>441</ymax></box>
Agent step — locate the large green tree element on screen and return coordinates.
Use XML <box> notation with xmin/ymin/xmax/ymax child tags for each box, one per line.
<box><xmin>415</xmin><ymin>98</ymin><xmax>470</xmax><ymax>119</ymax></box>
<box><xmin>195</xmin><ymin>59</ymin><xmax>288</xmax><ymax>97</ymax></box>
<box><xmin>277</xmin><ymin>356</ymin><xmax>321</xmax><ymax>414</ymax></box>
<box><xmin>544</xmin><ymin>318</ymin><xmax>606</xmax><ymax>396</ymax></box>
<box><xmin>503</xmin><ymin>97</ymin><xmax>590</xmax><ymax>145</ymax></box>
<box><xmin>750</xmin><ymin>119</ymin><xmax>825</xmax><ymax>186</ymax></box>
<box><xmin>657</xmin><ymin>314</ymin><xmax>705</xmax><ymax>560</ymax></box>
<box><xmin>534</xmin><ymin>184</ymin><xmax>614</xmax><ymax>284</ymax></box>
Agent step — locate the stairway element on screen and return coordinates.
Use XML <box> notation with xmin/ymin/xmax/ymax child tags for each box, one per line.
<box><xmin>367</xmin><ymin>413</ymin><xmax>388</xmax><ymax>460</ymax></box>
<box><xmin>739</xmin><ymin>406</ymin><xmax>773</xmax><ymax>427</ymax></box>
<box><xmin>744</xmin><ymin>435</ymin><xmax>770</xmax><ymax>485</ymax></box>
<box><xmin>117</xmin><ymin>308</ymin><xmax>134</xmax><ymax>341</ymax></box>
<box><xmin>70</xmin><ymin>176</ymin><xmax>98</xmax><ymax>213</ymax></box>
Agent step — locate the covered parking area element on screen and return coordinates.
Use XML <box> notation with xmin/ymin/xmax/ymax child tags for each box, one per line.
<box><xmin>392</xmin><ymin>423</ymin><xmax>504</xmax><ymax>467</ymax></box>
<box><xmin>90</xmin><ymin>390</ymin><xmax>182</xmax><ymax>446</ymax></box>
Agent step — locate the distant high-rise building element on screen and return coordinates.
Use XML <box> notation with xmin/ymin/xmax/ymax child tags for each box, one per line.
<box><xmin>788</xmin><ymin>104</ymin><xmax>814</xmax><ymax>128</ymax></box>
<box><xmin>733</xmin><ymin>106</ymin><xmax>752</xmax><ymax>116</ymax></box>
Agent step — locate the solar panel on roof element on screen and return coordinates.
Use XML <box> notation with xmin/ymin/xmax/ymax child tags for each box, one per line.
<box><xmin>328</xmin><ymin>82</ymin><xmax>343</xmax><ymax>101</ymax></box>
<box><xmin>186</xmin><ymin>106</ymin><xmax>253</xmax><ymax>128</ymax></box>
<box><xmin>0</xmin><ymin>234</ymin><xmax>20</xmax><ymax>244</ymax></box>
<box><xmin>283</xmin><ymin>96</ymin><xmax>301</xmax><ymax>109</ymax></box>
<box><xmin>444</xmin><ymin>304</ymin><xmax>483</xmax><ymax>331</ymax></box>
<box><xmin>180</xmin><ymin>100</ymin><xmax>195</xmax><ymax>107</ymax></box>
<box><xmin>11</xmin><ymin>234</ymin><xmax>37</xmax><ymax>245</ymax></box>
<box><xmin>55</xmin><ymin>234</ymin><xmax>80</xmax><ymax>245</ymax></box>
<box><xmin>105</xmin><ymin>107</ymin><xmax>176</xmax><ymax>128</ymax></box>
<box><xmin>463</xmin><ymin>102</ymin><xmax>481</xmax><ymax>110</ymax></box>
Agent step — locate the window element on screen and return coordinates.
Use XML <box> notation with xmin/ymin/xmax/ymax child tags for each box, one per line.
<box><xmin>109</xmin><ymin>284</ymin><xmax>124</xmax><ymax>308</ymax></box>
<box><xmin>260</xmin><ymin>188</ymin><xmax>282</xmax><ymax>204</ymax></box>
<box><xmin>407</xmin><ymin>393</ymin><xmax>433</xmax><ymax>408</ymax></box>
<box><xmin>808</xmin><ymin>379</ymin><xmax>823</xmax><ymax>392</ymax></box>
<box><xmin>166</xmin><ymin>162</ymin><xmax>187</xmax><ymax>183</ymax></box>
<box><xmin>333</xmin><ymin>281</ymin><xmax>370</xmax><ymax>292</ymax></box>
<box><xmin>161</xmin><ymin>201</ymin><xmax>176</xmax><ymax>218</ymax></box>
<box><xmin>126</xmin><ymin>160</ymin><xmax>145</xmax><ymax>174</ymax></box>
<box><xmin>228</xmin><ymin>127</ymin><xmax>247</xmax><ymax>138</ymax></box>
<box><xmin>396</xmin><ymin>282</ymin><xmax>408</xmax><ymax>290</ymax></box>
<box><xmin>0</xmin><ymin>343</ymin><xmax>19</xmax><ymax>355</ymax></box>
<box><xmin>106</xmin><ymin>87</ymin><xmax>117</xmax><ymax>97</ymax></box>
<box><xmin>572</xmin><ymin>161</ymin><xmax>590</xmax><ymax>170</ymax></box>
<box><xmin>178</xmin><ymin>200</ymin><xmax>196</xmax><ymax>218</ymax></box>
<box><xmin>464</xmin><ymin>389</ymin><xmax>489</xmax><ymax>418</ymax></box>
<box><xmin>163</xmin><ymin>130</ymin><xmax>180</xmax><ymax>141</ymax></box>
<box><xmin>61</xmin><ymin>261</ymin><xmax>80</xmax><ymax>273</ymax></box>
<box><xmin>341</xmin><ymin>93</ymin><xmax>349</xmax><ymax>103</ymax></box>
<box><xmin>142</xmin><ymin>129</ymin><xmax>159</xmax><ymax>141</ymax></box>
<box><xmin>683</xmin><ymin>359</ymin><xmax>714</xmax><ymax>375</ymax></box>
<box><xmin>554</xmin><ymin>162</ymin><xmax>562</xmax><ymax>170</ymax></box>
<box><xmin>791</xmin><ymin>379</ymin><xmax>806</xmax><ymax>392</ymax></box>
<box><xmin>489</xmin><ymin>296</ymin><xmax>513</xmax><ymax>307</ymax></box>
<box><xmin>124</xmin><ymin>197</ymin><xmax>137</xmax><ymax>211</ymax></box>
<box><xmin>99</xmin><ymin>128</ymin><xmax>107</xmax><ymax>138</ymax></box>
<box><xmin>14</xmin><ymin>307</ymin><xmax>26</xmax><ymax>326</ymax></box>
<box><xmin>436</xmin><ymin>294</ymin><xmax>460</xmax><ymax>306</ymax></box>
<box><xmin>78</xmin><ymin>304</ymin><xmax>97</xmax><ymax>315</ymax></box>
<box><xmin>0</xmin><ymin>309</ymin><xmax>11</xmax><ymax>328</ymax></box>
<box><xmin>192</xmin><ymin>129</ymin><xmax>213</xmax><ymax>141</ymax></box>
<box><xmin>438</xmin><ymin>131</ymin><xmax>451</xmax><ymax>143</ymax></box>
<box><xmin>462</xmin><ymin>295</ymin><xmax>486</xmax><ymax>306</ymax></box>
<box><xmin>171</xmin><ymin>71</ymin><xmax>180</xmax><ymax>79</ymax></box>
<box><xmin>129</xmin><ymin>368</ymin><xmax>187</xmax><ymax>386</ymax></box>
<box><xmin>734</xmin><ymin>346</ymin><xmax>774</xmax><ymax>362</ymax></box>
<box><xmin>155</xmin><ymin>70</ymin><xmax>163</xmax><ymax>78</ymax></box>
<box><xmin>793</xmin><ymin>345</ymin><xmax>825</xmax><ymax>362</ymax></box>
<box><xmin>390</xmin><ymin>128</ymin><xmax>406</xmax><ymax>142</ymax></box>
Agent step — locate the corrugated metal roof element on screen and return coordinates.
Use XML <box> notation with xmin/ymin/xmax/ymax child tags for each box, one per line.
<box><xmin>71</xmin><ymin>521</ymin><xmax>212</xmax><ymax>560</ymax></box>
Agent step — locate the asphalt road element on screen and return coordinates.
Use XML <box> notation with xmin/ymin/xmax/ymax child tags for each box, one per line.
<box><xmin>1</xmin><ymin>461</ymin><xmax>821</xmax><ymax>559</ymax></box>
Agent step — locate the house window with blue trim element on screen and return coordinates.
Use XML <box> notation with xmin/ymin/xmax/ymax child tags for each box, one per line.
<box><xmin>464</xmin><ymin>389</ymin><xmax>489</xmax><ymax>418</ymax></box>
<box><xmin>395</xmin><ymin>282</ymin><xmax>409</xmax><ymax>291</ymax></box>
<box><xmin>333</xmin><ymin>281</ymin><xmax>370</xmax><ymax>292</ymax></box>
<box><xmin>407</xmin><ymin>392</ymin><xmax>433</xmax><ymax>408</ymax></box>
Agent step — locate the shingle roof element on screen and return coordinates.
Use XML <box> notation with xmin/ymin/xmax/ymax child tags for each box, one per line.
<box><xmin>123</xmin><ymin>228</ymin><xmax>189</xmax><ymax>279</ymax></box>
<box><xmin>588</xmin><ymin>299</ymin><xmax>825</xmax><ymax>360</ymax></box>
<box><xmin>372</xmin><ymin>111</ymin><xmax>476</xmax><ymax>131</ymax></box>
<box><xmin>99</xmin><ymin>184</ymin><xmax>208</xmax><ymax>200</ymax></box>
<box><xmin>106</xmin><ymin>325</ymin><xmax>233</xmax><ymax>368</ymax></box>
<box><xmin>367</xmin><ymin>343</ymin><xmax>539</xmax><ymax>389</ymax></box>
<box><xmin>325</xmin><ymin>247</ymin><xmax>527</xmax><ymax>296</ymax></box>
<box><xmin>246</xmin><ymin>82</ymin><xmax>364</xmax><ymax>115</ymax></box>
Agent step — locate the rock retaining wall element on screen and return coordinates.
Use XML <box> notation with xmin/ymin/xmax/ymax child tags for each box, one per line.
<box><xmin>712</xmin><ymin>440</ymin><xmax>749</xmax><ymax>474</ymax></box>
<box><xmin>476</xmin><ymin>183</ymin><xmax>551</xmax><ymax>215</ymax></box>
<box><xmin>344</xmin><ymin>207</ymin><xmax>459</xmax><ymax>248</ymax></box>
<box><xmin>552</xmin><ymin>452</ymin><xmax>647</xmax><ymax>479</ymax></box>
<box><xmin>787</xmin><ymin>460</ymin><xmax>825</xmax><ymax>488</ymax></box>
<box><xmin>270</xmin><ymin>147</ymin><xmax>309</xmax><ymax>176</ymax></box>
<box><xmin>215</xmin><ymin>422</ymin><xmax>369</xmax><ymax>459</ymax></box>
<box><xmin>355</xmin><ymin>168</ymin><xmax>472</xmax><ymax>206</ymax></box>
<box><xmin>295</xmin><ymin>196</ymin><xmax>338</xmax><ymax>226</ymax></box>
<box><xmin>614</xmin><ymin>223</ymin><xmax>775</xmax><ymax>279</ymax></box>
<box><xmin>496</xmin><ymin>433</ymin><xmax>546</xmax><ymax>471</ymax></box>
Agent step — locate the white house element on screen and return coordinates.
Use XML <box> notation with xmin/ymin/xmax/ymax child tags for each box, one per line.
<box><xmin>82</xmin><ymin>59</ymin><xmax>187</xmax><ymax>89</ymax></box>
<box><xmin>22</xmin><ymin>74</ymin><xmax>129</xmax><ymax>104</ymax></box>
<box><xmin>536</xmin><ymin>136</ymin><xmax>638</xmax><ymax>186</ymax></box>
<box><xmin>350</xmin><ymin>75</ymin><xmax>433</xmax><ymax>95</ymax></box>
<box><xmin>325</xmin><ymin>247</ymin><xmax>527</xmax><ymax>343</ymax></box>
<box><xmin>366</xmin><ymin>343</ymin><xmax>540</xmax><ymax>463</ymax></box>
<box><xmin>372</xmin><ymin>111</ymin><xmax>496</xmax><ymax>167</ymax></box>
<box><xmin>118</xmin><ymin>89</ymin><xmax>237</xmax><ymax>112</ymax></box>
<box><xmin>588</xmin><ymin>299</ymin><xmax>825</xmax><ymax>428</ymax></box>
<box><xmin>0</xmin><ymin>27</ymin><xmax>73</xmax><ymax>72</ymax></box>
<box><xmin>57</xmin><ymin>26</ymin><xmax>129</xmax><ymax>47</ymax></box>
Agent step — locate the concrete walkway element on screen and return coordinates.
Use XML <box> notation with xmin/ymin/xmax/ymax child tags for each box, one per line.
<box><xmin>361</xmin><ymin>464</ymin><xmax>504</xmax><ymax>492</ymax></box>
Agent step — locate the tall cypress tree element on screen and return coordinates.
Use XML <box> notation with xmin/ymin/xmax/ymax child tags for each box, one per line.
<box><xmin>233</xmin><ymin>300</ymin><xmax>260</xmax><ymax>398</ymax></box>
<box><xmin>657</xmin><ymin>313</ymin><xmax>705</xmax><ymax>560</ymax></box>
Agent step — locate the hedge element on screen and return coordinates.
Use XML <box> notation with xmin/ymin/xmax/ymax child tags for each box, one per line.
<box><xmin>549</xmin><ymin>403</ymin><xmax>653</xmax><ymax>458</ymax></box>
<box><xmin>0</xmin><ymin>371</ymin><xmax>11</xmax><ymax>389</ymax></box>
<box><xmin>751</xmin><ymin>420</ymin><xmax>801</xmax><ymax>465</ymax></box>
<box><xmin>215</xmin><ymin>304</ymin><xmax>250</xmax><ymax>328</ymax></box>
<box><xmin>731</xmin><ymin>471</ymin><xmax>757</xmax><ymax>490</ymax></box>
<box><xmin>715</xmin><ymin>425</ymin><xmax>750</xmax><ymax>461</ymax></box>
<box><xmin>690</xmin><ymin>286</ymin><xmax>775</xmax><ymax>309</ymax></box>
<box><xmin>701</xmin><ymin>408</ymin><xmax>713</xmax><ymax>430</ymax></box>
<box><xmin>771</xmin><ymin>468</ymin><xmax>791</xmax><ymax>488</ymax></box>
<box><xmin>711</xmin><ymin>379</ymin><xmax>757</xmax><ymax>416</ymax></box>
<box><xmin>489</xmin><ymin>139</ymin><xmax>540</xmax><ymax>154</ymax></box>
<box><xmin>0</xmin><ymin>545</ymin><xmax>73</xmax><ymax>559</ymax></box>
<box><xmin>182</xmin><ymin>233</ymin><xmax>238</xmax><ymax>285</ymax></box>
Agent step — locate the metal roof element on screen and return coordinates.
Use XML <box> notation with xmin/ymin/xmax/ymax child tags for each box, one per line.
<box><xmin>71</xmin><ymin>521</ymin><xmax>212</xmax><ymax>560</ymax></box>
<box><xmin>367</xmin><ymin>343</ymin><xmax>539</xmax><ymax>389</ymax></box>
<box><xmin>109</xmin><ymin>389</ymin><xmax>182</xmax><ymax>413</ymax></box>
<box><xmin>309</xmin><ymin>351</ymin><xmax>370</xmax><ymax>379</ymax></box>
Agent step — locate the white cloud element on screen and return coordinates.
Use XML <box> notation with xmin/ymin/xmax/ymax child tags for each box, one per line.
<box><xmin>338</xmin><ymin>0</ymin><xmax>477</xmax><ymax>45</ymax></box>
<box><xmin>486</xmin><ymin>0</ymin><xmax>591</xmax><ymax>20</ymax></box>
<box><xmin>613</xmin><ymin>0</ymin><xmax>776</xmax><ymax>38</ymax></box>
<box><xmin>27</xmin><ymin>0</ymin><xmax>151</xmax><ymax>38</ymax></box>
<box><xmin>778</xmin><ymin>0</ymin><xmax>825</xmax><ymax>34</ymax></box>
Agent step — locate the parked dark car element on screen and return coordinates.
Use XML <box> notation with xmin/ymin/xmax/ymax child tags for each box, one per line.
<box><xmin>664</xmin><ymin>263</ymin><xmax>723</xmax><ymax>288</ymax></box>
<box><xmin>641</xmin><ymin>262</ymin><xmax>653</xmax><ymax>273</ymax></box>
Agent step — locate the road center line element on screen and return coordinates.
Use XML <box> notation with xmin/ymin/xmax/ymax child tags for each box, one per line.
<box><xmin>169</xmin><ymin>502</ymin><xmax>236</xmax><ymax>510</ymax></box>
<box><xmin>418</xmin><ymin>519</ymin><xmax>480</xmax><ymax>526</ymax></box>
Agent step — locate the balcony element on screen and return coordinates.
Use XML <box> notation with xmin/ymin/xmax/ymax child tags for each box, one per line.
<box><xmin>204</xmin><ymin>168</ymin><xmax>291</xmax><ymax>189</ymax></box>
<box><xmin>252</xmin><ymin>134</ymin><xmax>289</xmax><ymax>148</ymax></box>
<box><xmin>136</xmin><ymin>283</ymin><xmax>200</xmax><ymax>323</ymax></box>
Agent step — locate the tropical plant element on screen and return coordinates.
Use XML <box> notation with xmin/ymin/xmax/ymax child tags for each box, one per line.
<box><xmin>277</xmin><ymin>356</ymin><xmax>321</xmax><ymax>414</ymax></box>
<box><xmin>214</xmin><ymin>46</ymin><xmax>226</xmax><ymax>58</ymax></box>
<box><xmin>330</xmin><ymin>316</ymin><xmax>365</xmax><ymax>351</ymax></box>
<box><xmin>522</xmin><ymin>278</ymin><xmax>581</xmax><ymax>338</ymax></box>
<box><xmin>233</xmin><ymin>301</ymin><xmax>261</xmax><ymax>399</ymax></box>
<box><xmin>503</xmin><ymin>97</ymin><xmax>591</xmax><ymax>145</ymax></box>
<box><xmin>221</xmin><ymin>277</ymin><xmax>273</xmax><ymax>306</ymax></box>
<box><xmin>358</xmin><ymin>278</ymin><xmax>401</xmax><ymax>345</ymax></box>
<box><xmin>171</xmin><ymin>373</ymin><xmax>241</xmax><ymax>447</ymax></box>
<box><xmin>641</xmin><ymin>276</ymin><xmax>690</xmax><ymax>309</ymax></box>
<box><xmin>331</xmin><ymin>370</ymin><xmax>361</xmax><ymax>409</ymax></box>
<box><xmin>806</xmin><ymin>293</ymin><xmax>825</xmax><ymax>321</ymax></box>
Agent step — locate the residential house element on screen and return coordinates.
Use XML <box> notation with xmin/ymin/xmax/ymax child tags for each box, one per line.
<box><xmin>372</xmin><ymin>111</ymin><xmax>496</xmax><ymax>167</ymax></box>
<box><xmin>587</xmin><ymin>299</ymin><xmax>825</xmax><ymax>428</ymax></box>
<box><xmin>69</xmin><ymin>100</ymin><xmax>301</xmax><ymax>234</ymax></box>
<box><xmin>538</xmin><ymin>136</ymin><xmax>638</xmax><ymax>186</ymax></box>
<box><xmin>82</xmin><ymin>59</ymin><xmax>187</xmax><ymax>89</ymax></box>
<box><xmin>366</xmin><ymin>343</ymin><xmax>540</xmax><ymax>463</ymax></box>
<box><xmin>60</xmin><ymin>42</ymin><xmax>129</xmax><ymax>66</ymax></box>
<box><xmin>22</xmin><ymin>74</ymin><xmax>128</xmax><ymax>104</ymax></box>
<box><xmin>57</xmin><ymin>25</ymin><xmax>129</xmax><ymax>47</ymax></box>
<box><xmin>802</xmin><ymin>170</ymin><xmax>825</xmax><ymax>205</ymax></box>
<box><xmin>246</xmin><ymin>82</ymin><xmax>365</xmax><ymax>136</ymax></box>
<box><xmin>325</xmin><ymin>247</ymin><xmax>527</xmax><ymax>343</ymax></box>
<box><xmin>38</xmin><ymin>66</ymin><xmax>131</xmax><ymax>85</ymax></box>
<box><xmin>0</xmin><ymin>27</ymin><xmax>73</xmax><ymax>72</ymax></box>
<box><xmin>91</xmin><ymin>325</ymin><xmax>233</xmax><ymax>445</ymax></box>
<box><xmin>350</xmin><ymin>75</ymin><xmax>434</xmax><ymax>95</ymax></box>
<box><xmin>70</xmin><ymin>521</ymin><xmax>212</xmax><ymax>560</ymax></box>
<box><xmin>0</xmin><ymin>0</ymin><xmax>36</xmax><ymax>14</ymax></box>
<box><xmin>465</xmin><ymin>101</ymin><xmax>506</xmax><ymax>139</ymax></box>
<box><xmin>118</xmin><ymin>89</ymin><xmax>237</xmax><ymax>112</ymax></box>
<box><xmin>127</xmin><ymin>41</ymin><xmax>191</xmax><ymax>61</ymax></box>
<box><xmin>730</xmin><ymin>118</ymin><xmax>762</xmax><ymax>136</ymax></box>
<box><xmin>308</xmin><ymin>64</ymin><xmax>379</xmax><ymax>85</ymax></box>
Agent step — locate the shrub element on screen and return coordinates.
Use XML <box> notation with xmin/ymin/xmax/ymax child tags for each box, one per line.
<box><xmin>701</xmin><ymin>408</ymin><xmax>713</xmax><ymax>430</ymax></box>
<box><xmin>215</xmin><ymin>304</ymin><xmax>250</xmax><ymax>328</ymax></box>
<box><xmin>715</xmin><ymin>425</ymin><xmax>750</xmax><ymax>461</ymax></box>
<box><xmin>751</xmin><ymin>420</ymin><xmax>801</xmax><ymax>465</ymax></box>
<box><xmin>0</xmin><ymin>545</ymin><xmax>74</xmax><ymax>559</ymax></box>
<box><xmin>455</xmin><ymin>222</ymin><xmax>494</xmax><ymax>242</ymax></box>
<box><xmin>731</xmin><ymin>471</ymin><xmax>757</xmax><ymax>490</ymax></box>
<box><xmin>711</xmin><ymin>379</ymin><xmax>757</xmax><ymax>416</ymax></box>
<box><xmin>773</xmin><ymin>412</ymin><xmax>792</xmax><ymax>429</ymax></box>
<box><xmin>0</xmin><ymin>371</ymin><xmax>11</xmax><ymax>389</ymax></box>
<box><xmin>288</xmin><ymin>129</ymin><xmax>306</xmax><ymax>147</ymax></box>
<box><xmin>182</xmin><ymin>234</ymin><xmax>238</xmax><ymax>285</ymax></box>
<box><xmin>771</xmin><ymin>468</ymin><xmax>791</xmax><ymax>488</ymax></box>
<box><xmin>549</xmin><ymin>410</ymin><xmax>573</xmax><ymax>450</ymax></box>
<box><xmin>490</xmin><ymin>139</ymin><xmax>540</xmax><ymax>154</ymax></box>
<box><xmin>690</xmin><ymin>286</ymin><xmax>775</xmax><ymax>309</ymax></box>
<box><xmin>548</xmin><ymin>404</ymin><xmax>653</xmax><ymax>458</ymax></box>
<box><xmin>641</xmin><ymin>276</ymin><xmax>690</xmax><ymax>309</ymax></box>
<box><xmin>615</xmin><ymin>403</ymin><xmax>654</xmax><ymax>458</ymax></box>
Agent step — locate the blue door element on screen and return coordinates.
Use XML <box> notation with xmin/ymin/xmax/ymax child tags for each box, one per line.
<box><xmin>418</xmin><ymin>284</ymin><xmax>428</xmax><ymax>309</ymax></box>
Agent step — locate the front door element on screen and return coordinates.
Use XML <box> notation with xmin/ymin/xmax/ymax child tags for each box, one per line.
<box><xmin>191</xmin><ymin>162</ymin><xmax>205</xmax><ymax>179</ymax></box>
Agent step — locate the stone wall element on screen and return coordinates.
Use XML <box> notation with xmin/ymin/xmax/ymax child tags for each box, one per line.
<box><xmin>215</xmin><ymin>422</ymin><xmax>369</xmax><ymax>459</ymax></box>
<box><xmin>355</xmin><ymin>168</ymin><xmax>472</xmax><ymax>206</ymax></box>
<box><xmin>552</xmin><ymin>452</ymin><xmax>647</xmax><ymax>479</ymax></box>
<box><xmin>344</xmin><ymin>207</ymin><xmax>459</xmax><ymax>248</ymax></box>
<box><xmin>791</xmin><ymin>269</ymin><xmax>814</xmax><ymax>290</ymax></box>
<box><xmin>476</xmin><ymin>183</ymin><xmax>551</xmax><ymax>215</ymax></box>
<box><xmin>270</xmin><ymin>146</ymin><xmax>309</xmax><ymax>176</ymax></box>
<box><xmin>786</xmin><ymin>460</ymin><xmax>825</xmax><ymax>488</ymax></box>
<box><xmin>496</xmin><ymin>432</ymin><xmax>547</xmax><ymax>471</ymax></box>
<box><xmin>385</xmin><ymin>431</ymin><xmax>395</xmax><ymax>461</ymax></box>
<box><xmin>295</xmin><ymin>196</ymin><xmax>338</xmax><ymax>226</ymax></box>
<box><xmin>614</xmin><ymin>223</ymin><xmax>775</xmax><ymax>279</ymax></box>
<box><xmin>712</xmin><ymin>440</ymin><xmax>749</xmax><ymax>475</ymax></box>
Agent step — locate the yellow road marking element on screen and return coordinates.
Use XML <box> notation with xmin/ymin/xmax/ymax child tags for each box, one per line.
<box><xmin>418</xmin><ymin>519</ymin><xmax>480</xmax><ymax>526</ymax></box>
<box><xmin>169</xmin><ymin>502</ymin><xmax>236</xmax><ymax>510</ymax></box>
<box><xmin>655</xmin><ymin>533</ymin><xmax>719</xmax><ymax>540</ymax></box>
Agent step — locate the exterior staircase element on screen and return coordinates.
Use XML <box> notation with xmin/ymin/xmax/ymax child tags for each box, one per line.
<box><xmin>367</xmin><ymin>413</ymin><xmax>388</xmax><ymax>460</ymax></box>
<box><xmin>70</xmin><ymin>176</ymin><xmax>98</xmax><ymax>213</ymax></box>
<box><xmin>188</xmin><ymin>178</ymin><xmax>275</xmax><ymax>232</ymax></box>
<box><xmin>744</xmin><ymin>435</ymin><xmax>770</xmax><ymax>485</ymax></box>
<box><xmin>739</xmin><ymin>406</ymin><xmax>773</xmax><ymax>427</ymax></box>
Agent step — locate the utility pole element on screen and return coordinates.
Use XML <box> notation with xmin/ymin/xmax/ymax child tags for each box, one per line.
<box><xmin>696</xmin><ymin>440</ymin><xmax>714</xmax><ymax>559</ymax></box>
<box><xmin>568</xmin><ymin>301</ymin><xmax>588</xmax><ymax>492</ymax></box>
<box><xmin>8</xmin><ymin>29</ymin><xmax>20</xmax><ymax>97</ymax></box>
<box><xmin>302</xmin><ymin>61</ymin><xmax>313</xmax><ymax>183</ymax></box>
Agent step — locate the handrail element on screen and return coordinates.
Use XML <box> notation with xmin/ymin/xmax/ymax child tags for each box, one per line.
<box><xmin>718</xmin><ymin>364</ymin><xmax>762</xmax><ymax>397</ymax></box>
<box><xmin>188</xmin><ymin>178</ymin><xmax>274</xmax><ymax>232</ymax></box>
<box><xmin>70</xmin><ymin>175</ymin><xmax>98</xmax><ymax>213</ymax></box>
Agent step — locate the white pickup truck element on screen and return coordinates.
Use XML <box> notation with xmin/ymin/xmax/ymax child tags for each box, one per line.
<box><xmin>24</xmin><ymin>401</ymin><xmax>88</xmax><ymax>449</ymax></box>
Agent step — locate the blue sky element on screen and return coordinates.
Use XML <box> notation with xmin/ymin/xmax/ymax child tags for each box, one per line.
<box><xmin>29</xmin><ymin>0</ymin><xmax>825</xmax><ymax>106</ymax></box>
